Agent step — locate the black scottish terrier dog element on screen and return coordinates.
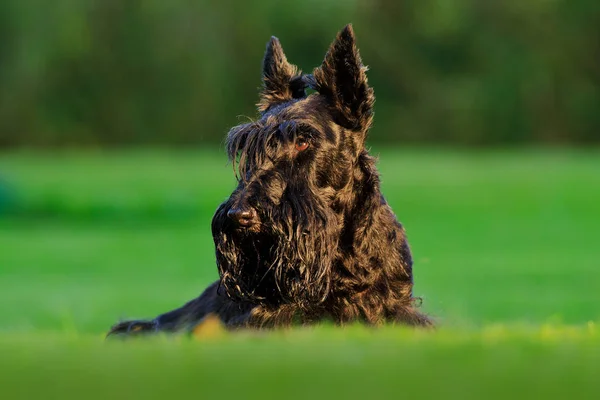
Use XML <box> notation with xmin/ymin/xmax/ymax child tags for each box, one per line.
<box><xmin>108</xmin><ymin>24</ymin><xmax>431</xmax><ymax>336</ymax></box>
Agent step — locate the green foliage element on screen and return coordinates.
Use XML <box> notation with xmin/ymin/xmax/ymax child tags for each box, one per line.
<box><xmin>0</xmin><ymin>0</ymin><xmax>598</xmax><ymax>147</ymax></box>
<box><xmin>1</xmin><ymin>326</ymin><xmax>600</xmax><ymax>399</ymax></box>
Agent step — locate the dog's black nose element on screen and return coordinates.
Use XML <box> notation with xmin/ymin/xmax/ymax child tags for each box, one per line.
<box><xmin>227</xmin><ymin>207</ymin><xmax>258</xmax><ymax>228</ymax></box>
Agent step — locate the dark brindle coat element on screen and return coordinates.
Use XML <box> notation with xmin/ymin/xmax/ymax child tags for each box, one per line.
<box><xmin>108</xmin><ymin>24</ymin><xmax>431</xmax><ymax>336</ymax></box>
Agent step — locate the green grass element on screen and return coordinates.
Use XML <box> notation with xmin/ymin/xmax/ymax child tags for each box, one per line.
<box><xmin>0</xmin><ymin>148</ymin><xmax>599</xmax><ymax>399</ymax></box>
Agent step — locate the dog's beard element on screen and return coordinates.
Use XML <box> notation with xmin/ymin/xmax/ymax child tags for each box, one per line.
<box><xmin>212</xmin><ymin>196</ymin><xmax>338</xmax><ymax>308</ymax></box>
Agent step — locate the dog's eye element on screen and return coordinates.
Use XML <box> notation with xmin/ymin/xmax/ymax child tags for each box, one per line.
<box><xmin>295</xmin><ymin>140</ymin><xmax>309</xmax><ymax>152</ymax></box>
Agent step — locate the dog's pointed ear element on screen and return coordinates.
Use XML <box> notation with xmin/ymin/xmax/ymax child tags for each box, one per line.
<box><xmin>313</xmin><ymin>24</ymin><xmax>374</xmax><ymax>132</ymax></box>
<box><xmin>257</xmin><ymin>37</ymin><xmax>305</xmax><ymax>112</ymax></box>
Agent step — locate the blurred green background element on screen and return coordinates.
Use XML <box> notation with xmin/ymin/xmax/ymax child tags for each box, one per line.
<box><xmin>1</xmin><ymin>149</ymin><xmax>599</xmax><ymax>333</ymax></box>
<box><xmin>0</xmin><ymin>2</ymin><xmax>599</xmax><ymax>398</ymax></box>
<box><xmin>0</xmin><ymin>0</ymin><xmax>599</xmax><ymax>147</ymax></box>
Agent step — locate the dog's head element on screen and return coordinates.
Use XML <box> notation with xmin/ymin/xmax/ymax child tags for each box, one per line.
<box><xmin>212</xmin><ymin>24</ymin><xmax>376</xmax><ymax>307</ymax></box>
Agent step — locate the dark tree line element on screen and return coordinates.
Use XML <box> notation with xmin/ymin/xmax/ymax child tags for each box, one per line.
<box><xmin>0</xmin><ymin>0</ymin><xmax>598</xmax><ymax>147</ymax></box>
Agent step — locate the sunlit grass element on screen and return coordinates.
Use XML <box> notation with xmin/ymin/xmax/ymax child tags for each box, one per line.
<box><xmin>1</xmin><ymin>324</ymin><xmax>599</xmax><ymax>399</ymax></box>
<box><xmin>0</xmin><ymin>148</ymin><xmax>599</xmax><ymax>399</ymax></box>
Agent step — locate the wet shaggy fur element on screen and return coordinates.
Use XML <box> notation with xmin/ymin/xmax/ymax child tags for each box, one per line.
<box><xmin>108</xmin><ymin>24</ymin><xmax>432</xmax><ymax>336</ymax></box>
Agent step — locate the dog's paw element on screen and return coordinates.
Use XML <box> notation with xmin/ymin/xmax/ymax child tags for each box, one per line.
<box><xmin>106</xmin><ymin>319</ymin><xmax>158</xmax><ymax>338</ymax></box>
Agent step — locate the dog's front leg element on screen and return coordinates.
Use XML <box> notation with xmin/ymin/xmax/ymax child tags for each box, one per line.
<box><xmin>107</xmin><ymin>280</ymin><xmax>242</xmax><ymax>337</ymax></box>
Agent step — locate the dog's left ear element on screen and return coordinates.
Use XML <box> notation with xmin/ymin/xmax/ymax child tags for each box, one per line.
<box><xmin>258</xmin><ymin>37</ymin><xmax>305</xmax><ymax>112</ymax></box>
<box><xmin>313</xmin><ymin>24</ymin><xmax>375</xmax><ymax>132</ymax></box>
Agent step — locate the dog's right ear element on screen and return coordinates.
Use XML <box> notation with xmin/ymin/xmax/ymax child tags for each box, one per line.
<box><xmin>257</xmin><ymin>37</ymin><xmax>305</xmax><ymax>112</ymax></box>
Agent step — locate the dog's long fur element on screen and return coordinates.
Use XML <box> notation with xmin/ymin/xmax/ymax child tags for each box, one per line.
<box><xmin>108</xmin><ymin>24</ymin><xmax>431</xmax><ymax>336</ymax></box>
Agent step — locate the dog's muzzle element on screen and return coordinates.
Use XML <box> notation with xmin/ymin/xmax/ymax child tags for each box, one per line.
<box><xmin>227</xmin><ymin>206</ymin><xmax>259</xmax><ymax>228</ymax></box>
